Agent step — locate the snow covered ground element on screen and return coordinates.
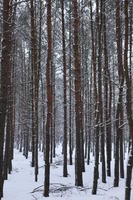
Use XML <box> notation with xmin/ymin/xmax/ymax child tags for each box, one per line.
<box><xmin>2</xmin><ymin>146</ymin><xmax>133</xmax><ymax>200</ymax></box>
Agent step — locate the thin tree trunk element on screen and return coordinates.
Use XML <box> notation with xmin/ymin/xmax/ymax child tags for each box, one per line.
<box><xmin>61</xmin><ymin>0</ymin><xmax>67</xmax><ymax>177</ymax></box>
<box><xmin>92</xmin><ymin>0</ymin><xmax>100</xmax><ymax>194</ymax></box>
<box><xmin>124</xmin><ymin>0</ymin><xmax>133</xmax><ymax>199</ymax></box>
<box><xmin>44</xmin><ymin>0</ymin><xmax>52</xmax><ymax>196</ymax></box>
<box><xmin>73</xmin><ymin>0</ymin><xmax>83</xmax><ymax>187</ymax></box>
<box><xmin>103</xmin><ymin>0</ymin><xmax>111</xmax><ymax>177</ymax></box>
<box><xmin>114</xmin><ymin>0</ymin><xmax>124</xmax><ymax>187</ymax></box>
<box><xmin>69</xmin><ymin>1</ymin><xmax>72</xmax><ymax>166</ymax></box>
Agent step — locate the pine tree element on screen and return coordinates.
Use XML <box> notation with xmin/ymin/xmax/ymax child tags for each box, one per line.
<box><xmin>73</xmin><ymin>0</ymin><xmax>83</xmax><ymax>187</ymax></box>
<box><xmin>44</xmin><ymin>0</ymin><xmax>52</xmax><ymax>197</ymax></box>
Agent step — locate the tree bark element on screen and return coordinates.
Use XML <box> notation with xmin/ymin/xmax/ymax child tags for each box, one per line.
<box><xmin>61</xmin><ymin>0</ymin><xmax>68</xmax><ymax>177</ymax></box>
<box><xmin>0</xmin><ymin>0</ymin><xmax>12</xmax><ymax>198</ymax></box>
<box><xmin>44</xmin><ymin>0</ymin><xmax>52</xmax><ymax>197</ymax></box>
<box><xmin>73</xmin><ymin>0</ymin><xmax>83</xmax><ymax>187</ymax></box>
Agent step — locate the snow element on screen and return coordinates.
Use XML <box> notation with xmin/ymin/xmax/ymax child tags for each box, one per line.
<box><xmin>2</xmin><ymin>146</ymin><xmax>133</xmax><ymax>200</ymax></box>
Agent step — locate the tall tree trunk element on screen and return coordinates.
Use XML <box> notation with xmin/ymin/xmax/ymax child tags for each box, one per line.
<box><xmin>92</xmin><ymin>0</ymin><xmax>101</xmax><ymax>194</ymax></box>
<box><xmin>73</xmin><ymin>0</ymin><xmax>83</xmax><ymax>187</ymax></box>
<box><xmin>98</xmin><ymin>0</ymin><xmax>106</xmax><ymax>184</ymax></box>
<box><xmin>0</xmin><ymin>0</ymin><xmax>12</xmax><ymax>198</ymax></box>
<box><xmin>31</xmin><ymin>0</ymin><xmax>35</xmax><ymax>168</ymax></box>
<box><xmin>103</xmin><ymin>0</ymin><xmax>111</xmax><ymax>177</ymax></box>
<box><xmin>124</xmin><ymin>1</ymin><xmax>133</xmax><ymax>199</ymax></box>
<box><xmin>30</xmin><ymin>0</ymin><xmax>39</xmax><ymax>181</ymax></box>
<box><xmin>61</xmin><ymin>0</ymin><xmax>67</xmax><ymax>177</ymax></box>
<box><xmin>114</xmin><ymin>0</ymin><xmax>124</xmax><ymax>187</ymax></box>
<box><xmin>69</xmin><ymin>1</ymin><xmax>72</xmax><ymax>166</ymax></box>
<box><xmin>44</xmin><ymin>0</ymin><xmax>52</xmax><ymax>196</ymax></box>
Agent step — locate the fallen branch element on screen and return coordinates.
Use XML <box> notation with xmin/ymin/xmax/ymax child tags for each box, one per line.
<box><xmin>31</xmin><ymin>185</ymin><xmax>43</xmax><ymax>193</ymax></box>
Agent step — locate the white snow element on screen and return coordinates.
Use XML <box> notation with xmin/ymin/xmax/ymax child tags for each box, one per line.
<box><xmin>2</xmin><ymin>146</ymin><xmax>133</xmax><ymax>200</ymax></box>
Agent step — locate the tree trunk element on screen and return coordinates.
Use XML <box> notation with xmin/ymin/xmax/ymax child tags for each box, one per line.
<box><xmin>0</xmin><ymin>0</ymin><xmax>12</xmax><ymax>198</ymax></box>
<box><xmin>73</xmin><ymin>0</ymin><xmax>83</xmax><ymax>187</ymax></box>
<box><xmin>124</xmin><ymin>0</ymin><xmax>133</xmax><ymax>199</ymax></box>
<box><xmin>44</xmin><ymin>0</ymin><xmax>52</xmax><ymax>196</ymax></box>
<box><xmin>114</xmin><ymin>0</ymin><xmax>124</xmax><ymax>187</ymax></box>
<box><xmin>61</xmin><ymin>0</ymin><xmax>67</xmax><ymax>177</ymax></box>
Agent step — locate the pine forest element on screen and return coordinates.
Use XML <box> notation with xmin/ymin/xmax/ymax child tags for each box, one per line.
<box><xmin>0</xmin><ymin>0</ymin><xmax>133</xmax><ymax>200</ymax></box>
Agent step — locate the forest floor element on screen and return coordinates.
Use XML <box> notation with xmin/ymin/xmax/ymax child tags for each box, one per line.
<box><xmin>2</xmin><ymin>146</ymin><xmax>133</xmax><ymax>200</ymax></box>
